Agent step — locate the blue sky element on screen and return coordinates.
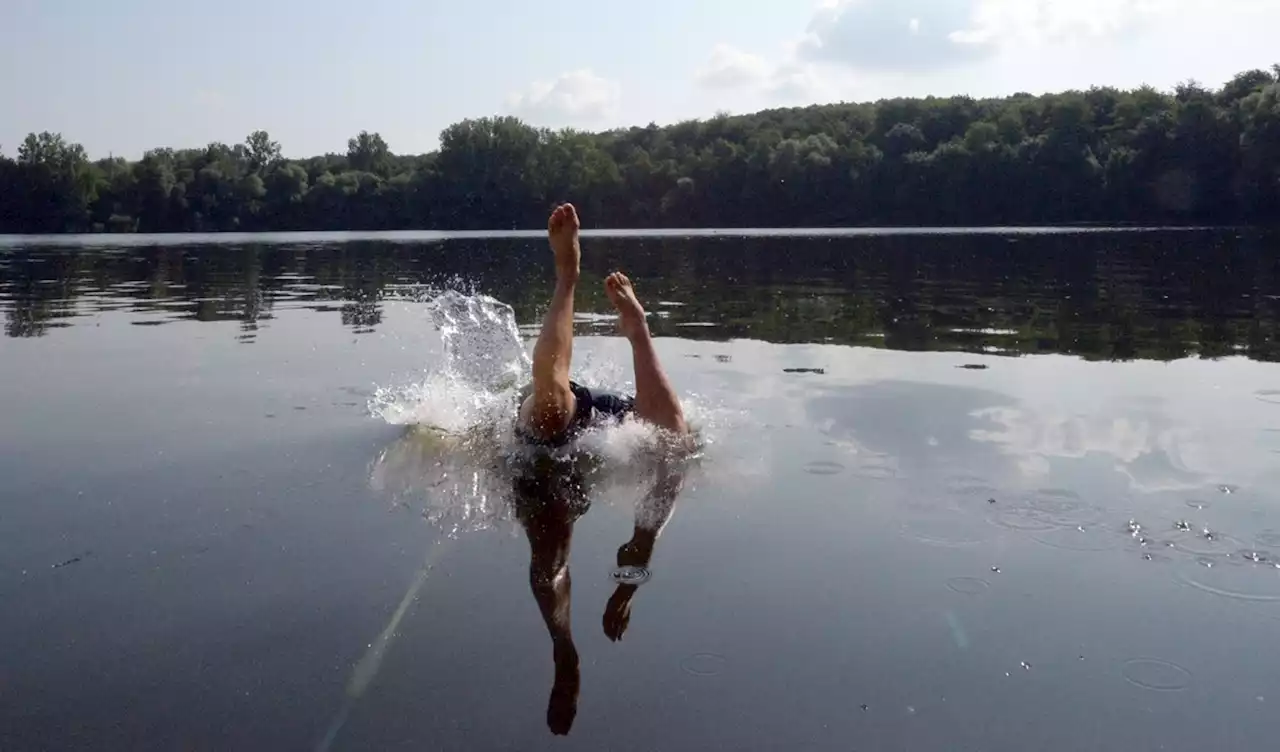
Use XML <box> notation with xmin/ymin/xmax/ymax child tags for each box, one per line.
<box><xmin>1</xmin><ymin>0</ymin><xmax>1275</xmax><ymax>159</ymax></box>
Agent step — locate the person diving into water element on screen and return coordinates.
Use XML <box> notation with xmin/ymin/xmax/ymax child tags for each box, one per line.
<box><xmin>511</xmin><ymin>203</ymin><xmax>693</xmax><ymax>735</ymax></box>
<box><xmin>514</xmin><ymin>202</ymin><xmax>689</xmax><ymax>446</ymax></box>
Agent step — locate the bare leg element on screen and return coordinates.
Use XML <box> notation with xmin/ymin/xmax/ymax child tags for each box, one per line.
<box><xmin>605</xmin><ymin>272</ymin><xmax>687</xmax><ymax>435</ymax></box>
<box><xmin>521</xmin><ymin>502</ymin><xmax>580</xmax><ymax>735</ymax></box>
<box><xmin>518</xmin><ymin>204</ymin><xmax>582</xmax><ymax>442</ymax></box>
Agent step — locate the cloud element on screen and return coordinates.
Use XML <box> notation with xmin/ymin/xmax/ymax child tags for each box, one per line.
<box><xmin>952</xmin><ymin>0</ymin><xmax>1175</xmax><ymax>48</ymax></box>
<box><xmin>507</xmin><ymin>70</ymin><xmax>621</xmax><ymax>125</ymax></box>
<box><xmin>695</xmin><ymin>44</ymin><xmax>772</xmax><ymax>89</ymax></box>
<box><xmin>694</xmin><ymin>42</ymin><xmax>837</xmax><ymax>104</ymax></box>
<box><xmin>798</xmin><ymin>0</ymin><xmax>991</xmax><ymax>71</ymax></box>
<box><xmin>795</xmin><ymin>0</ymin><xmax>1183</xmax><ymax>72</ymax></box>
<box><xmin>765</xmin><ymin>61</ymin><xmax>831</xmax><ymax>103</ymax></box>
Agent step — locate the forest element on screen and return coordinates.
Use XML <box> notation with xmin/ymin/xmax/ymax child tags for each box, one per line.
<box><xmin>2</xmin><ymin>66</ymin><xmax>1279</xmax><ymax>232</ymax></box>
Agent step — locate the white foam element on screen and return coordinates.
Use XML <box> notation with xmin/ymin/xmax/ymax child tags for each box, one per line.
<box><xmin>365</xmin><ymin>290</ymin><xmax>749</xmax><ymax>534</ymax></box>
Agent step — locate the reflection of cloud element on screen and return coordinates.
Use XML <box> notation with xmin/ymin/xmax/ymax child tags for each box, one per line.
<box><xmin>969</xmin><ymin>406</ymin><xmax>1206</xmax><ymax>493</ymax></box>
<box><xmin>507</xmin><ymin>69</ymin><xmax>621</xmax><ymax>125</ymax></box>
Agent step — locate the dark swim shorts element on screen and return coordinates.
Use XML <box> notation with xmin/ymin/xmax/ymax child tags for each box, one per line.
<box><xmin>516</xmin><ymin>381</ymin><xmax>636</xmax><ymax>448</ymax></box>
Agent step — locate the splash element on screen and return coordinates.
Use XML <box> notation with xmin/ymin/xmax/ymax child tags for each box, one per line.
<box><xmin>366</xmin><ymin>289</ymin><xmax>718</xmax><ymax>535</ymax></box>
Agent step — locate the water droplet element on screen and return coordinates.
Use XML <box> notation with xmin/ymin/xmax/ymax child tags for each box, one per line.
<box><xmin>1121</xmin><ymin>659</ymin><xmax>1192</xmax><ymax>691</ymax></box>
<box><xmin>988</xmin><ymin>498</ymin><xmax>997</xmax><ymax>504</ymax></box>
<box><xmin>860</xmin><ymin>704</ymin><xmax>869</xmax><ymax>712</ymax></box>
<box><xmin>1218</xmin><ymin>484</ymin><xmax>1239</xmax><ymax>495</ymax></box>
<box><xmin>1173</xmin><ymin>529</ymin><xmax>1245</xmax><ymax>557</ymax></box>
<box><xmin>1143</xmin><ymin>553</ymin><xmax>1153</xmax><ymax>561</ymax></box>
<box><xmin>1174</xmin><ymin>520</ymin><xmax>1192</xmax><ymax>532</ymax></box>
<box><xmin>803</xmin><ymin>460</ymin><xmax>845</xmax><ymax>476</ymax></box>
<box><xmin>610</xmin><ymin>565</ymin><xmax>651</xmax><ymax>585</ymax></box>
<box><xmin>946</xmin><ymin>576</ymin><xmax>990</xmax><ymax>595</ymax></box>
<box><xmin>1034</xmin><ymin>525</ymin><xmax>1117</xmax><ymax>552</ymax></box>
<box><xmin>681</xmin><ymin>652</ymin><xmax>727</xmax><ymax>677</ymax></box>
<box><xmin>1020</xmin><ymin>661</ymin><xmax>1031</xmax><ymax>670</ymax></box>
<box><xmin>1186</xmin><ymin>499</ymin><xmax>1210</xmax><ymax>510</ymax></box>
<box><xmin>991</xmin><ymin>566</ymin><xmax>1002</xmax><ymax>573</ymax></box>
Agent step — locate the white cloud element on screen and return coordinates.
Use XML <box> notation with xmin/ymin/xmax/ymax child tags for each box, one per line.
<box><xmin>766</xmin><ymin>62</ymin><xmax>832</xmax><ymax>103</ymax></box>
<box><xmin>794</xmin><ymin>0</ymin><xmax>1201</xmax><ymax>72</ymax></box>
<box><xmin>695</xmin><ymin>44</ymin><xmax>772</xmax><ymax>89</ymax></box>
<box><xmin>506</xmin><ymin>69</ymin><xmax>621</xmax><ymax>125</ymax></box>
<box><xmin>952</xmin><ymin>0</ymin><xmax>1175</xmax><ymax>48</ymax></box>
<box><xmin>798</xmin><ymin>0</ymin><xmax>990</xmax><ymax>71</ymax></box>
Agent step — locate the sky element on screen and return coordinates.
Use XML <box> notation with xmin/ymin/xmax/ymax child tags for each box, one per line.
<box><xmin>1</xmin><ymin>0</ymin><xmax>1276</xmax><ymax>159</ymax></box>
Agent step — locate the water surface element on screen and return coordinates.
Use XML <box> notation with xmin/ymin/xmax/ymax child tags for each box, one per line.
<box><xmin>2</xmin><ymin>229</ymin><xmax>1279</xmax><ymax>751</ymax></box>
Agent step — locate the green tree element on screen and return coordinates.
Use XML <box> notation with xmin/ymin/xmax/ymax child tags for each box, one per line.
<box><xmin>347</xmin><ymin>131</ymin><xmax>391</xmax><ymax>177</ymax></box>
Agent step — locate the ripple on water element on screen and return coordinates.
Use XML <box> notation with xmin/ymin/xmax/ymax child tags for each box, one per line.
<box><xmin>803</xmin><ymin>460</ymin><xmax>846</xmax><ymax>476</ymax></box>
<box><xmin>986</xmin><ymin>490</ymin><xmax>1101</xmax><ymax>533</ymax></box>
<box><xmin>901</xmin><ymin>517</ymin><xmax>996</xmax><ymax>548</ymax></box>
<box><xmin>1256</xmin><ymin>531</ymin><xmax>1280</xmax><ymax>548</ymax></box>
<box><xmin>945</xmin><ymin>576</ymin><xmax>990</xmax><ymax>595</ymax></box>
<box><xmin>1255</xmin><ymin>390</ymin><xmax>1280</xmax><ymax>405</ymax></box>
<box><xmin>610</xmin><ymin>565</ymin><xmax>651</xmax><ymax>586</ymax></box>
<box><xmin>849</xmin><ymin>456</ymin><xmax>898</xmax><ymax>480</ymax></box>
<box><xmin>1185</xmin><ymin>499</ymin><xmax>1212</xmax><ymax>511</ymax></box>
<box><xmin>681</xmin><ymin>653</ymin><xmax>727</xmax><ymax>677</ymax></box>
<box><xmin>988</xmin><ymin>506</ymin><xmax>1060</xmax><ymax>533</ymax></box>
<box><xmin>944</xmin><ymin>475</ymin><xmax>999</xmax><ymax>498</ymax></box>
<box><xmin>1170</xmin><ymin>529</ymin><xmax>1247</xmax><ymax>557</ymax></box>
<box><xmin>1033</xmin><ymin>525</ymin><xmax>1119</xmax><ymax>552</ymax></box>
<box><xmin>1026</xmin><ymin>492</ymin><xmax>1103</xmax><ymax>527</ymax></box>
<box><xmin>1121</xmin><ymin>659</ymin><xmax>1192</xmax><ymax>692</ymax></box>
<box><xmin>1176</xmin><ymin>556</ymin><xmax>1280</xmax><ymax>602</ymax></box>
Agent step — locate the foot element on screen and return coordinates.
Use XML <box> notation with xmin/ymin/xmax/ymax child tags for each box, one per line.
<box><xmin>603</xmin><ymin>536</ymin><xmax>653</xmax><ymax>642</ymax></box>
<box><xmin>603</xmin><ymin>585</ymin><xmax>635</xmax><ymax>642</ymax></box>
<box><xmin>548</xmin><ymin>204</ymin><xmax>581</xmax><ymax>281</ymax></box>
<box><xmin>548</xmin><ymin>642</ymin><xmax>580</xmax><ymax>735</ymax></box>
<box><xmin>605</xmin><ymin>272</ymin><xmax>648</xmax><ymax>341</ymax></box>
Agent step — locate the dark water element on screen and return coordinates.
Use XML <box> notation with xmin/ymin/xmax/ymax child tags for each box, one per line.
<box><xmin>3</xmin><ymin>229</ymin><xmax>1280</xmax><ymax>751</ymax></box>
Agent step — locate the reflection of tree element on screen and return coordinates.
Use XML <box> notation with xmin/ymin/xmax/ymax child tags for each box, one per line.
<box><xmin>3</xmin><ymin>231</ymin><xmax>1280</xmax><ymax>361</ymax></box>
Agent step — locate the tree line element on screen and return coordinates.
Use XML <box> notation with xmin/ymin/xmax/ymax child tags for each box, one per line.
<box><xmin>2</xmin><ymin>66</ymin><xmax>1279</xmax><ymax>233</ymax></box>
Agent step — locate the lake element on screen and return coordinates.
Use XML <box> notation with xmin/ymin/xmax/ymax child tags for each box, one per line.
<box><xmin>3</xmin><ymin>228</ymin><xmax>1280</xmax><ymax>751</ymax></box>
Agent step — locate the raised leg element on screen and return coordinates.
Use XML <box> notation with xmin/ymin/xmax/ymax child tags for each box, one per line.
<box><xmin>518</xmin><ymin>204</ymin><xmax>582</xmax><ymax>443</ymax></box>
<box><xmin>605</xmin><ymin>272</ymin><xmax>687</xmax><ymax>435</ymax></box>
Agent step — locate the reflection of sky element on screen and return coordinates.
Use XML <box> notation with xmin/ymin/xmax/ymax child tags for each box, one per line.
<box><xmin>730</xmin><ymin>343</ymin><xmax>1280</xmax><ymax>500</ymax></box>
